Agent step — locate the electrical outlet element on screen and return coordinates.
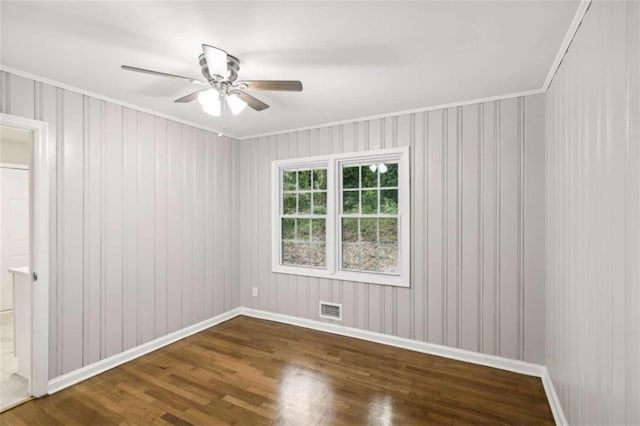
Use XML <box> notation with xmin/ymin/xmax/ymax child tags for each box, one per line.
<box><xmin>252</xmin><ymin>287</ymin><xmax>258</xmax><ymax>297</ymax></box>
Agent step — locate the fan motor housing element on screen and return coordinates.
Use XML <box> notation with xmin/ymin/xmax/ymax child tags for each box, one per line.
<box><xmin>198</xmin><ymin>53</ymin><xmax>240</xmax><ymax>83</ymax></box>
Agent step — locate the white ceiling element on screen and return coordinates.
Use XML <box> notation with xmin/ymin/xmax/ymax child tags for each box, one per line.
<box><xmin>1</xmin><ymin>1</ymin><xmax>578</xmax><ymax>139</ymax></box>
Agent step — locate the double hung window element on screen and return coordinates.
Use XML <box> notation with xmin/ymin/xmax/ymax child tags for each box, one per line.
<box><xmin>272</xmin><ymin>147</ymin><xmax>409</xmax><ymax>287</ymax></box>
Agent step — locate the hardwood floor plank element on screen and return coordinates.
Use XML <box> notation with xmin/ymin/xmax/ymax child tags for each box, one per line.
<box><xmin>160</xmin><ymin>412</ymin><xmax>194</xmax><ymax>426</ymax></box>
<box><xmin>1</xmin><ymin>316</ymin><xmax>554</xmax><ymax>425</ymax></box>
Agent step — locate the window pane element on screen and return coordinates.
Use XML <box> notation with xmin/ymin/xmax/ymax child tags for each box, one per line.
<box><xmin>282</xmin><ymin>218</ymin><xmax>295</xmax><ymax>240</ymax></box>
<box><xmin>296</xmin><ymin>218</ymin><xmax>310</xmax><ymax>240</ymax></box>
<box><xmin>298</xmin><ymin>170</ymin><xmax>311</xmax><ymax>190</ymax></box>
<box><xmin>282</xmin><ymin>241</ymin><xmax>297</xmax><ymax>265</ymax></box>
<box><xmin>340</xmin><ymin>218</ymin><xmax>399</xmax><ymax>272</ymax></box>
<box><xmin>283</xmin><ymin>193</ymin><xmax>296</xmax><ymax>214</ymax></box>
<box><xmin>311</xmin><ymin>219</ymin><xmax>326</xmax><ymax>241</ymax></box>
<box><xmin>283</xmin><ymin>242</ymin><xmax>310</xmax><ymax>265</ymax></box>
<box><xmin>380</xmin><ymin>163</ymin><xmax>398</xmax><ymax>187</ymax></box>
<box><xmin>309</xmin><ymin>243</ymin><xmax>326</xmax><ymax>267</ymax></box>
<box><xmin>298</xmin><ymin>243</ymin><xmax>310</xmax><ymax>265</ymax></box>
<box><xmin>342</xmin><ymin>243</ymin><xmax>360</xmax><ymax>270</ymax></box>
<box><xmin>378</xmin><ymin>244</ymin><xmax>398</xmax><ymax>273</ymax></box>
<box><xmin>361</xmin><ymin>165</ymin><xmax>377</xmax><ymax>188</ymax></box>
<box><xmin>361</xmin><ymin>190</ymin><xmax>378</xmax><ymax>214</ymax></box>
<box><xmin>312</xmin><ymin>169</ymin><xmax>327</xmax><ymax>190</ymax></box>
<box><xmin>283</xmin><ymin>171</ymin><xmax>297</xmax><ymax>191</ymax></box>
<box><xmin>312</xmin><ymin>192</ymin><xmax>326</xmax><ymax>214</ymax></box>
<box><xmin>342</xmin><ymin>218</ymin><xmax>358</xmax><ymax>242</ymax></box>
<box><xmin>360</xmin><ymin>218</ymin><xmax>377</xmax><ymax>243</ymax></box>
<box><xmin>379</xmin><ymin>218</ymin><xmax>398</xmax><ymax>244</ymax></box>
<box><xmin>380</xmin><ymin>189</ymin><xmax>398</xmax><ymax>214</ymax></box>
<box><xmin>343</xmin><ymin>190</ymin><xmax>359</xmax><ymax>214</ymax></box>
<box><xmin>298</xmin><ymin>193</ymin><xmax>311</xmax><ymax>214</ymax></box>
<box><xmin>343</xmin><ymin>166</ymin><xmax>359</xmax><ymax>189</ymax></box>
<box><xmin>361</xmin><ymin>242</ymin><xmax>378</xmax><ymax>271</ymax></box>
<box><xmin>283</xmin><ymin>241</ymin><xmax>325</xmax><ymax>268</ymax></box>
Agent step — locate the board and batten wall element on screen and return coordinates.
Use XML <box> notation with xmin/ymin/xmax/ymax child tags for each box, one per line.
<box><xmin>235</xmin><ymin>94</ymin><xmax>546</xmax><ymax>363</ymax></box>
<box><xmin>0</xmin><ymin>71</ymin><xmax>237</xmax><ymax>380</ymax></box>
<box><xmin>545</xmin><ymin>1</ymin><xmax>640</xmax><ymax>424</ymax></box>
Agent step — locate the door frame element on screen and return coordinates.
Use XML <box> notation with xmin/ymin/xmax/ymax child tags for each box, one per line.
<box><xmin>0</xmin><ymin>113</ymin><xmax>50</xmax><ymax>397</ymax></box>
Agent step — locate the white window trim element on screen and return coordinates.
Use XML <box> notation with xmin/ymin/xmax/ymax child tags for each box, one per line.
<box><xmin>271</xmin><ymin>146</ymin><xmax>410</xmax><ymax>288</ymax></box>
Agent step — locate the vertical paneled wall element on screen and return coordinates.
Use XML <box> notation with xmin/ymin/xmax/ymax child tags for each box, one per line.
<box><xmin>0</xmin><ymin>71</ymin><xmax>237</xmax><ymax>379</ymax></box>
<box><xmin>235</xmin><ymin>94</ymin><xmax>546</xmax><ymax>363</ymax></box>
<box><xmin>545</xmin><ymin>1</ymin><xmax>639</xmax><ymax>424</ymax></box>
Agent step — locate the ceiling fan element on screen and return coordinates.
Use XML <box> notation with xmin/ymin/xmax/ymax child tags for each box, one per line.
<box><xmin>121</xmin><ymin>44</ymin><xmax>303</xmax><ymax>117</ymax></box>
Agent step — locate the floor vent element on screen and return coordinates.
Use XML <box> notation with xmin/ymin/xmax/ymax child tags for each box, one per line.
<box><xmin>319</xmin><ymin>302</ymin><xmax>342</xmax><ymax>321</ymax></box>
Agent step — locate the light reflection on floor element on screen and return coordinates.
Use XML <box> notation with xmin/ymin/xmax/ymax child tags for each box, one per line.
<box><xmin>368</xmin><ymin>395</ymin><xmax>394</xmax><ymax>426</ymax></box>
<box><xmin>277</xmin><ymin>366</ymin><xmax>334</xmax><ymax>425</ymax></box>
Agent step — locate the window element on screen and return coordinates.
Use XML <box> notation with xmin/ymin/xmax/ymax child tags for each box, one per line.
<box><xmin>340</xmin><ymin>161</ymin><xmax>399</xmax><ymax>274</ymax></box>
<box><xmin>272</xmin><ymin>147</ymin><xmax>410</xmax><ymax>287</ymax></box>
<box><xmin>280</xmin><ymin>167</ymin><xmax>327</xmax><ymax>267</ymax></box>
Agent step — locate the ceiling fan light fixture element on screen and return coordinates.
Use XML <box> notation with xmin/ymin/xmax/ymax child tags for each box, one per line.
<box><xmin>122</xmin><ymin>43</ymin><xmax>302</xmax><ymax>116</ymax></box>
<box><xmin>198</xmin><ymin>89</ymin><xmax>221</xmax><ymax>117</ymax></box>
<box><xmin>226</xmin><ymin>94</ymin><xmax>248</xmax><ymax>115</ymax></box>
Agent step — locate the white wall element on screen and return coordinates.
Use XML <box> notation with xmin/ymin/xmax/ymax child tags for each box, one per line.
<box><xmin>0</xmin><ymin>71</ymin><xmax>238</xmax><ymax>379</ymax></box>
<box><xmin>545</xmin><ymin>1</ymin><xmax>640</xmax><ymax>423</ymax></box>
<box><xmin>235</xmin><ymin>94</ymin><xmax>546</xmax><ymax>363</ymax></box>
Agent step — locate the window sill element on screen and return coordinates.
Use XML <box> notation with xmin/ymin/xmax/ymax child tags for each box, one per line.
<box><xmin>272</xmin><ymin>265</ymin><xmax>410</xmax><ymax>288</ymax></box>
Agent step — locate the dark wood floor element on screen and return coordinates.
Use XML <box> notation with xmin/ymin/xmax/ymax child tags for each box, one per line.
<box><xmin>0</xmin><ymin>316</ymin><xmax>554</xmax><ymax>425</ymax></box>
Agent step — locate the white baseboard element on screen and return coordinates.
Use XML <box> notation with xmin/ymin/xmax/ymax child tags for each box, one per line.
<box><xmin>239</xmin><ymin>307</ymin><xmax>543</xmax><ymax>376</ymax></box>
<box><xmin>47</xmin><ymin>308</ymin><xmax>242</xmax><ymax>394</ymax></box>
<box><xmin>239</xmin><ymin>307</ymin><xmax>567</xmax><ymax>425</ymax></box>
<box><xmin>45</xmin><ymin>305</ymin><xmax>566</xmax><ymax>425</ymax></box>
<box><xmin>540</xmin><ymin>366</ymin><xmax>568</xmax><ymax>426</ymax></box>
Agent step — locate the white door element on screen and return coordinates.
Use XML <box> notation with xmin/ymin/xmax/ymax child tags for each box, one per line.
<box><xmin>0</xmin><ymin>167</ymin><xmax>30</xmax><ymax>311</ymax></box>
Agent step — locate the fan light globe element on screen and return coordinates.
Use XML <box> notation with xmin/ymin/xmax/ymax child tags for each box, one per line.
<box><xmin>226</xmin><ymin>94</ymin><xmax>248</xmax><ymax>115</ymax></box>
<box><xmin>198</xmin><ymin>89</ymin><xmax>221</xmax><ymax>117</ymax></box>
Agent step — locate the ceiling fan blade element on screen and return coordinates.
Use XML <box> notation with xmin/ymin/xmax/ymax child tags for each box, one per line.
<box><xmin>174</xmin><ymin>88</ymin><xmax>210</xmax><ymax>103</ymax></box>
<box><xmin>234</xmin><ymin>91</ymin><xmax>270</xmax><ymax>111</ymax></box>
<box><xmin>202</xmin><ymin>44</ymin><xmax>228</xmax><ymax>79</ymax></box>
<box><xmin>121</xmin><ymin>65</ymin><xmax>204</xmax><ymax>84</ymax></box>
<box><xmin>236</xmin><ymin>80</ymin><xmax>303</xmax><ymax>91</ymax></box>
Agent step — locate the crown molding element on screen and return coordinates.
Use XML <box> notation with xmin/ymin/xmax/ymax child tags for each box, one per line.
<box><xmin>542</xmin><ymin>0</ymin><xmax>592</xmax><ymax>91</ymax></box>
<box><xmin>2</xmin><ymin>0</ymin><xmax>590</xmax><ymax>142</ymax></box>
<box><xmin>0</xmin><ymin>65</ymin><xmax>239</xmax><ymax>139</ymax></box>
<box><xmin>239</xmin><ymin>0</ymin><xmax>592</xmax><ymax>141</ymax></box>
<box><xmin>237</xmin><ymin>87</ymin><xmax>546</xmax><ymax>140</ymax></box>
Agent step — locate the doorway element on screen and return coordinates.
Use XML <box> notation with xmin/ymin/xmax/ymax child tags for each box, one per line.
<box><xmin>0</xmin><ymin>114</ymin><xmax>50</xmax><ymax>411</ymax></box>
<box><xmin>0</xmin><ymin>125</ymin><xmax>32</xmax><ymax>410</ymax></box>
